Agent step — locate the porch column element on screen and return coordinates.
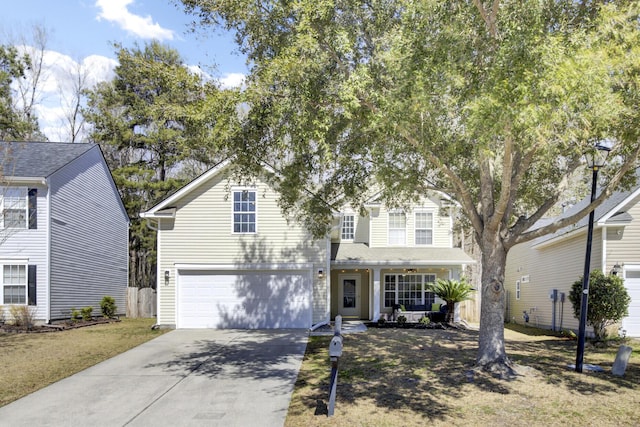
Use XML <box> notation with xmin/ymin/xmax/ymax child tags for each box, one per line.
<box><xmin>373</xmin><ymin>267</ymin><xmax>381</xmax><ymax>321</ymax></box>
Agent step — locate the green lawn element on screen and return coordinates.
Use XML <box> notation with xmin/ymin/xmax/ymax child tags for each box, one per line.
<box><xmin>286</xmin><ymin>325</ymin><xmax>640</xmax><ymax>426</ymax></box>
<box><xmin>0</xmin><ymin>318</ymin><xmax>168</xmax><ymax>407</ymax></box>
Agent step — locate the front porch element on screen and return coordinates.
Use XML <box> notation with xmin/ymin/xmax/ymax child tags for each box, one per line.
<box><xmin>329</xmin><ymin>243</ymin><xmax>476</xmax><ymax>322</ymax></box>
<box><xmin>330</xmin><ymin>266</ymin><xmax>466</xmax><ymax>321</ymax></box>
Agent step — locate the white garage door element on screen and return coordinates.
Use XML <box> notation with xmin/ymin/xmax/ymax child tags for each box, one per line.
<box><xmin>177</xmin><ymin>270</ymin><xmax>312</xmax><ymax>329</ymax></box>
<box><xmin>622</xmin><ymin>270</ymin><xmax>640</xmax><ymax>337</ymax></box>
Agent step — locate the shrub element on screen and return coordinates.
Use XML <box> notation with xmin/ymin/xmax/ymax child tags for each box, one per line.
<box><xmin>427</xmin><ymin>278</ymin><xmax>474</xmax><ymax>323</ymax></box>
<box><xmin>419</xmin><ymin>316</ymin><xmax>430</xmax><ymax>325</ymax></box>
<box><xmin>377</xmin><ymin>317</ymin><xmax>386</xmax><ymax>325</ymax></box>
<box><xmin>81</xmin><ymin>306</ymin><xmax>93</xmax><ymax>321</ymax></box>
<box><xmin>397</xmin><ymin>315</ymin><xmax>407</xmax><ymax>325</ymax></box>
<box><xmin>569</xmin><ymin>270</ymin><xmax>631</xmax><ymax>340</ymax></box>
<box><xmin>70</xmin><ymin>307</ymin><xmax>81</xmax><ymax>321</ymax></box>
<box><xmin>0</xmin><ymin>305</ymin><xmax>5</xmax><ymax>324</ymax></box>
<box><xmin>9</xmin><ymin>305</ymin><xmax>37</xmax><ymax>329</ymax></box>
<box><xmin>100</xmin><ymin>296</ymin><xmax>117</xmax><ymax>318</ymax></box>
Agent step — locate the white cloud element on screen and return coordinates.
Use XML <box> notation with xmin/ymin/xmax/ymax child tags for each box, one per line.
<box><xmin>95</xmin><ymin>0</ymin><xmax>174</xmax><ymax>41</ymax></box>
<box><xmin>12</xmin><ymin>47</ymin><xmax>117</xmax><ymax>142</ymax></box>
<box><xmin>185</xmin><ymin>66</ymin><xmax>245</xmax><ymax>89</ymax></box>
<box><xmin>218</xmin><ymin>73</ymin><xmax>245</xmax><ymax>89</ymax></box>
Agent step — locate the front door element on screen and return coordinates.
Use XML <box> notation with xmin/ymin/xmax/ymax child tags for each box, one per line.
<box><xmin>339</xmin><ymin>274</ymin><xmax>360</xmax><ymax>318</ymax></box>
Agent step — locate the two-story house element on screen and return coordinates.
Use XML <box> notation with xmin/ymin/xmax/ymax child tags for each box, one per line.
<box><xmin>0</xmin><ymin>141</ymin><xmax>129</xmax><ymax>323</ymax></box>
<box><xmin>141</xmin><ymin>160</ymin><xmax>475</xmax><ymax>329</ymax></box>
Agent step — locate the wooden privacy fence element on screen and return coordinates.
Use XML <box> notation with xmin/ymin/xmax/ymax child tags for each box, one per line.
<box><xmin>126</xmin><ymin>287</ymin><xmax>156</xmax><ymax>318</ymax></box>
<box><xmin>459</xmin><ymin>293</ymin><xmax>480</xmax><ymax>323</ymax></box>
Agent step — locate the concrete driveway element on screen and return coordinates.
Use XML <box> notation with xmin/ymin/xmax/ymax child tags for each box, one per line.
<box><xmin>0</xmin><ymin>329</ymin><xmax>308</xmax><ymax>427</ymax></box>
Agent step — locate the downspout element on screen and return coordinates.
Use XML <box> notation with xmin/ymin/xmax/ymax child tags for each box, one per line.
<box><xmin>46</xmin><ymin>183</ymin><xmax>51</xmax><ymax>324</ymax></box>
<box><xmin>601</xmin><ymin>225</ymin><xmax>607</xmax><ymax>273</ymax></box>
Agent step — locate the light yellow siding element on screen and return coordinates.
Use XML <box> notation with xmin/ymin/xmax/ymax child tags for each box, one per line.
<box><xmin>505</xmin><ymin>229</ymin><xmax>603</xmax><ymax>332</ymax></box>
<box><xmin>156</xmin><ymin>170</ymin><xmax>327</xmax><ymax>325</ymax></box>
<box><xmin>606</xmin><ymin>200</ymin><xmax>640</xmax><ymax>270</ymax></box>
<box><xmin>369</xmin><ymin>197</ymin><xmax>452</xmax><ymax>248</ymax></box>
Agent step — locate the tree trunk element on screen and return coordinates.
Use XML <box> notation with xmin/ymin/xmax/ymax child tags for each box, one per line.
<box><xmin>476</xmin><ymin>234</ymin><xmax>515</xmax><ymax>374</ymax></box>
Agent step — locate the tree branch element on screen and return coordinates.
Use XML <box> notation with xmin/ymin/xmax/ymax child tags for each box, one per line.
<box><xmin>512</xmin><ymin>142</ymin><xmax>640</xmax><ymax>246</ymax></box>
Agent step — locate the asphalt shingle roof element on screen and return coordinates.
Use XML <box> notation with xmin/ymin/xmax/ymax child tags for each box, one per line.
<box><xmin>532</xmin><ymin>176</ymin><xmax>640</xmax><ymax>245</ymax></box>
<box><xmin>1</xmin><ymin>141</ymin><xmax>95</xmax><ymax>178</ymax></box>
<box><xmin>331</xmin><ymin>242</ymin><xmax>475</xmax><ymax>265</ymax></box>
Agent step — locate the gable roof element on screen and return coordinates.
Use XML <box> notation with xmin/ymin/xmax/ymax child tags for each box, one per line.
<box><xmin>141</xmin><ymin>159</ymin><xmax>231</xmax><ymax>218</ymax></box>
<box><xmin>1</xmin><ymin>141</ymin><xmax>95</xmax><ymax>178</ymax></box>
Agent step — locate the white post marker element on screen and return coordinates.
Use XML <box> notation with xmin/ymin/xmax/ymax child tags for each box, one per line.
<box><xmin>328</xmin><ymin>315</ymin><xmax>343</xmax><ymax>416</ymax></box>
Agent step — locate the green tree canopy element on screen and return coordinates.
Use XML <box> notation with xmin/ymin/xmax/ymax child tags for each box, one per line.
<box><xmin>569</xmin><ymin>270</ymin><xmax>631</xmax><ymax>340</ymax></box>
<box><xmin>180</xmin><ymin>0</ymin><xmax>640</xmax><ymax>373</ymax></box>
<box><xmin>0</xmin><ymin>45</ymin><xmax>40</xmax><ymax>140</ymax></box>
<box><xmin>84</xmin><ymin>40</ymin><xmax>240</xmax><ymax>287</ymax></box>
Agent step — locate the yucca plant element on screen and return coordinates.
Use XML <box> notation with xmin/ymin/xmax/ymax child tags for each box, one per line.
<box><xmin>427</xmin><ymin>278</ymin><xmax>475</xmax><ymax>323</ymax></box>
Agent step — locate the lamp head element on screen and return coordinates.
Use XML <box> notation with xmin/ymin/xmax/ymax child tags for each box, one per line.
<box><xmin>586</xmin><ymin>141</ymin><xmax>612</xmax><ymax>169</ymax></box>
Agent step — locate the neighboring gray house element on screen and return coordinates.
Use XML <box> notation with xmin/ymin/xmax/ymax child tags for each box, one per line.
<box><xmin>505</xmin><ymin>179</ymin><xmax>640</xmax><ymax>337</ymax></box>
<box><xmin>0</xmin><ymin>141</ymin><xmax>129</xmax><ymax>322</ymax></box>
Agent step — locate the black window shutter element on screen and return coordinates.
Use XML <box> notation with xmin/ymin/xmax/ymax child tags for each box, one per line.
<box><xmin>27</xmin><ymin>265</ymin><xmax>37</xmax><ymax>306</ymax></box>
<box><xmin>28</xmin><ymin>188</ymin><xmax>37</xmax><ymax>229</ymax></box>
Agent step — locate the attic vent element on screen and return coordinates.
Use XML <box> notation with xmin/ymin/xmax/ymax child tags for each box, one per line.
<box><xmin>521</xmin><ymin>275</ymin><xmax>530</xmax><ymax>283</ymax></box>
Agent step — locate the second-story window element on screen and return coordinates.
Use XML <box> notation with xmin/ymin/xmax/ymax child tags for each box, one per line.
<box><xmin>415</xmin><ymin>211</ymin><xmax>433</xmax><ymax>245</ymax></box>
<box><xmin>233</xmin><ymin>190</ymin><xmax>256</xmax><ymax>233</ymax></box>
<box><xmin>341</xmin><ymin>214</ymin><xmax>354</xmax><ymax>240</ymax></box>
<box><xmin>1</xmin><ymin>187</ymin><xmax>27</xmax><ymax>229</ymax></box>
<box><xmin>388</xmin><ymin>212</ymin><xmax>406</xmax><ymax>245</ymax></box>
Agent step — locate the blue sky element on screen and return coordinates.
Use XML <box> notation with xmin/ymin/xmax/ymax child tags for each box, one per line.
<box><xmin>1</xmin><ymin>0</ymin><xmax>248</xmax><ymax>141</ymax></box>
<box><xmin>2</xmin><ymin>0</ymin><xmax>247</xmax><ymax>76</ymax></box>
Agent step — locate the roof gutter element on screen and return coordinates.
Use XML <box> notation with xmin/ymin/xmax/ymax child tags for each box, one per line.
<box><xmin>1</xmin><ymin>176</ymin><xmax>47</xmax><ymax>186</ymax></box>
<box><xmin>139</xmin><ymin>207</ymin><xmax>177</xmax><ymax>219</ymax></box>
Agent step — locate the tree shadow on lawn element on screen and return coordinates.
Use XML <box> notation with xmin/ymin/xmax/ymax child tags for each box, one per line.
<box><xmin>506</xmin><ymin>336</ymin><xmax>640</xmax><ymax>394</ymax></box>
<box><xmin>294</xmin><ymin>327</ymin><xmax>640</xmax><ymax>421</ymax></box>
<box><xmin>294</xmin><ymin>328</ymin><xmax>512</xmax><ymax>421</ymax></box>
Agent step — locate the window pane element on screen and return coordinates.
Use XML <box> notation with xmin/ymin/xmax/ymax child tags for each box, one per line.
<box><xmin>233</xmin><ymin>191</ymin><xmax>256</xmax><ymax>233</ymax></box>
<box><xmin>4</xmin><ymin>286</ymin><xmax>26</xmax><ymax>304</ymax></box>
<box><xmin>341</xmin><ymin>215</ymin><xmax>354</xmax><ymax>240</ymax></box>
<box><xmin>2</xmin><ymin>187</ymin><xmax>27</xmax><ymax>229</ymax></box>
<box><xmin>415</xmin><ymin>212</ymin><xmax>433</xmax><ymax>245</ymax></box>
<box><xmin>3</xmin><ymin>265</ymin><xmax>27</xmax><ymax>304</ymax></box>
<box><xmin>388</xmin><ymin>212</ymin><xmax>406</xmax><ymax>245</ymax></box>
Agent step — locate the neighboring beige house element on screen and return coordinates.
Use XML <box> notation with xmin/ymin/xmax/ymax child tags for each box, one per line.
<box><xmin>505</xmin><ymin>183</ymin><xmax>640</xmax><ymax>337</ymax></box>
<box><xmin>141</xmin><ymin>160</ymin><xmax>475</xmax><ymax>329</ymax></box>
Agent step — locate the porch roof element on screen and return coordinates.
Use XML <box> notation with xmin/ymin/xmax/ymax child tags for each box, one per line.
<box><xmin>331</xmin><ymin>243</ymin><xmax>475</xmax><ymax>266</ymax></box>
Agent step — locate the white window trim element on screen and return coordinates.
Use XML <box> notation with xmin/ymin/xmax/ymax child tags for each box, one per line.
<box><xmin>0</xmin><ymin>259</ymin><xmax>29</xmax><ymax>305</ymax></box>
<box><xmin>230</xmin><ymin>187</ymin><xmax>258</xmax><ymax>234</ymax></box>
<box><xmin>387</xmin><ymin>211</ymin><xmax>407</xmax><ymax>246</ymax></box>
<box><xmin>414</xmin><ymin>210</ymin><xmax>434</xmax><ymax>246</ymax></box>
<box><xmin>0</xmin><ymin>186</ymin><xmax>28</xmax><ymax>230</ymax></box>
<box><xmin>341</xmin><ymin>213</ymin><xmax>355</xmax><ymax>241</ymax></box>
<box><xmin>383</xmin><ymin>273</ymin><xmax>438</xmax><ymax>308</ymax></box>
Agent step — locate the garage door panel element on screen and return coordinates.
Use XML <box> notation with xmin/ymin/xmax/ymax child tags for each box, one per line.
<box><xmin>177</xmin><ymin>271</ymin><xmax>312</xmax><ymax>329</ymax></box>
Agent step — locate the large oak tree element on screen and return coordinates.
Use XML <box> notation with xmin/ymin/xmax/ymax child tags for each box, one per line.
<box><xmin>180</xmin><ymin>0</ymin><xmax>640</xmax><ymax>372</ymax></box>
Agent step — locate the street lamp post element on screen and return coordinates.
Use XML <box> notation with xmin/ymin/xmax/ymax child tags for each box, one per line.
<box><xmin>575</xmin><ymin>142</ymin><xmax>611</xmax><ymax>373</ymax></box>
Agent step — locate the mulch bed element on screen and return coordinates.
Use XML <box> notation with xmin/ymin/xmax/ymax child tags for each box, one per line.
<box><xmin>366</xmin><ymin>321</ymin><xmax>448</xmax><ymax>329</ymax></box>
<box><xmin>0</xmin><ymin>318</ymin><xmax>120</xmax><ymax>334</ymax></box>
